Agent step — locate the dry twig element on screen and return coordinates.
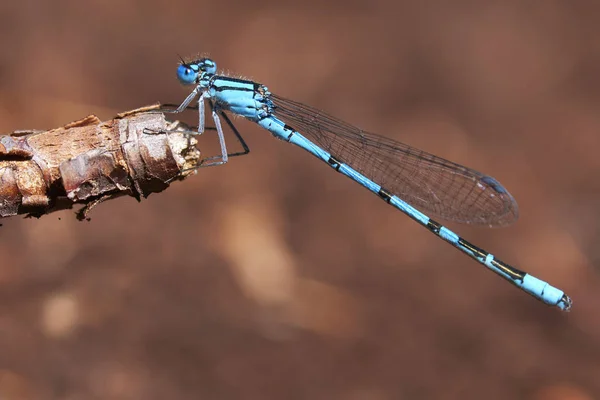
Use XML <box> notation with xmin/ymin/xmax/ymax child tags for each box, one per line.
<box><xmin>0</xmin><ymin>104</ymin><xmax>200</xmax><ymax>220</ymax></box>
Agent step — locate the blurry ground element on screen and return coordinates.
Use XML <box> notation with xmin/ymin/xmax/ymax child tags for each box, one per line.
<box><xmin>0</xmin><ymin>1</ymin><xmax>599</xmax><ymax>399</ymax></box>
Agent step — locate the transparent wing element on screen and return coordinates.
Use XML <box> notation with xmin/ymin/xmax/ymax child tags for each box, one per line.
<box><xmin>271</xmin><ymin>94</ymin><xmax>519</xmax><ymax>227</ymax></box>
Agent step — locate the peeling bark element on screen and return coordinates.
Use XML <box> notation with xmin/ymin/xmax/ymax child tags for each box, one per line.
<box><xmin>0</xmin><ymin>104</ymin><xmax>200</xmax><ymax>220</ymax></box>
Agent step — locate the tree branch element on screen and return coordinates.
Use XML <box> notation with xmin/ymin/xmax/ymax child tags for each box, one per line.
<box><xmin>0</xmin><ymin>104</ymin><xmax>200</xmax><ymax>220</ymax></box>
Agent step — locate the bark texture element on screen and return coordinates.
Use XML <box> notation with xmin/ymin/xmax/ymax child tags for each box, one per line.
<box><xmin>0</xmin><ymin>105</ymin><xmax>200</xmax><ymax>220</ymax></box>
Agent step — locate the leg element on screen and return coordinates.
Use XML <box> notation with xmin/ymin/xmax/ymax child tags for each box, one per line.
<box><xmin>144</xmin><ymin>91</ymin><xmax>209</xmax><ymax>137</ymax></box>
<box><xmin>171</xmin><ymin>85</ymin><xmax>202</xmax><ymax>114</ymax></box>
<box><xmin>166</xmin><ymin>88</ymin><xmax>207</xmax><ymax>135</ymax></box>
<box><xmin>150</xmin><ymin>101</ymin><xmax>250</xmax><ymax>171</ymax></box>
<box><xmin>193</xmin><ymin>102</ymin><xmax>251</xmax><ymax>167</ymax></box>
<box><xmin>144</xmin><ymin>121</ymin><xmax>217</xmax><ymax>135</ymax></box>
<box><xmin>178</xmin><ymin>110</ymin><xmax>249</xmax><ymax>171</ymax></box>
<box><xmin>198</xmin><ymin>91</ymin><xmax>206</xmax><ymax>134</ymax></box>
<box><xmin>211</xmin><ymin>104</ymin><xmax>250</xmax><ymax>158</ymax></box>
<box><xmin>157</xmin><ymin>85</ymin><xmax>208</xmax><ymax>136</ymax></box>
<box><xmin>193</xmin><ymin>106</ymin><xmax>229</xmax><ymax>168</ymax></box>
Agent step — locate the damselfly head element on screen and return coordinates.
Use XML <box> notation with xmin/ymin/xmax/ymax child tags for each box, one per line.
<box><xmin>176</xmin><ymin>57</ymin><xmax>217</xmax><ymax>86</ymax></box>
<box><xmin>177</xmin><ymin>63</ymin><xmax>199</xmax><ymax>85</ymax></box>
<box><xmin>198</xmin><ymin>58</ymin><xmax>217</xmax><ymax>75</ymax></box>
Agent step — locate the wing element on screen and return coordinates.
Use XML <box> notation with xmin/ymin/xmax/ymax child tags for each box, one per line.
<box><xmin>271</xmin><ymin>94</ymin><xmax>518</xmax><ymax>227</ymax></box>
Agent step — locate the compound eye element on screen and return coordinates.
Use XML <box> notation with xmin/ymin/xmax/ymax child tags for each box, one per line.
<box><xmin>177</xmin><ymin>64</ymin><xmax>198</xmax><ymax>85</ymax></box>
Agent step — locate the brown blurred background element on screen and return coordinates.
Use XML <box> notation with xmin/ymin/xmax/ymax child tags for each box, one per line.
<box><xmin>1</xmin><ymin>1</ymin><xmax>599</xmax><ymax>399</ymax></box>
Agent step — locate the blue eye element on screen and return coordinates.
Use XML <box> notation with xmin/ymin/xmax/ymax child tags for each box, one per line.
<box><xmin>177</xmin><ymin>64</ymin><xmax>198</xmax><ymax>85</ymax></box>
